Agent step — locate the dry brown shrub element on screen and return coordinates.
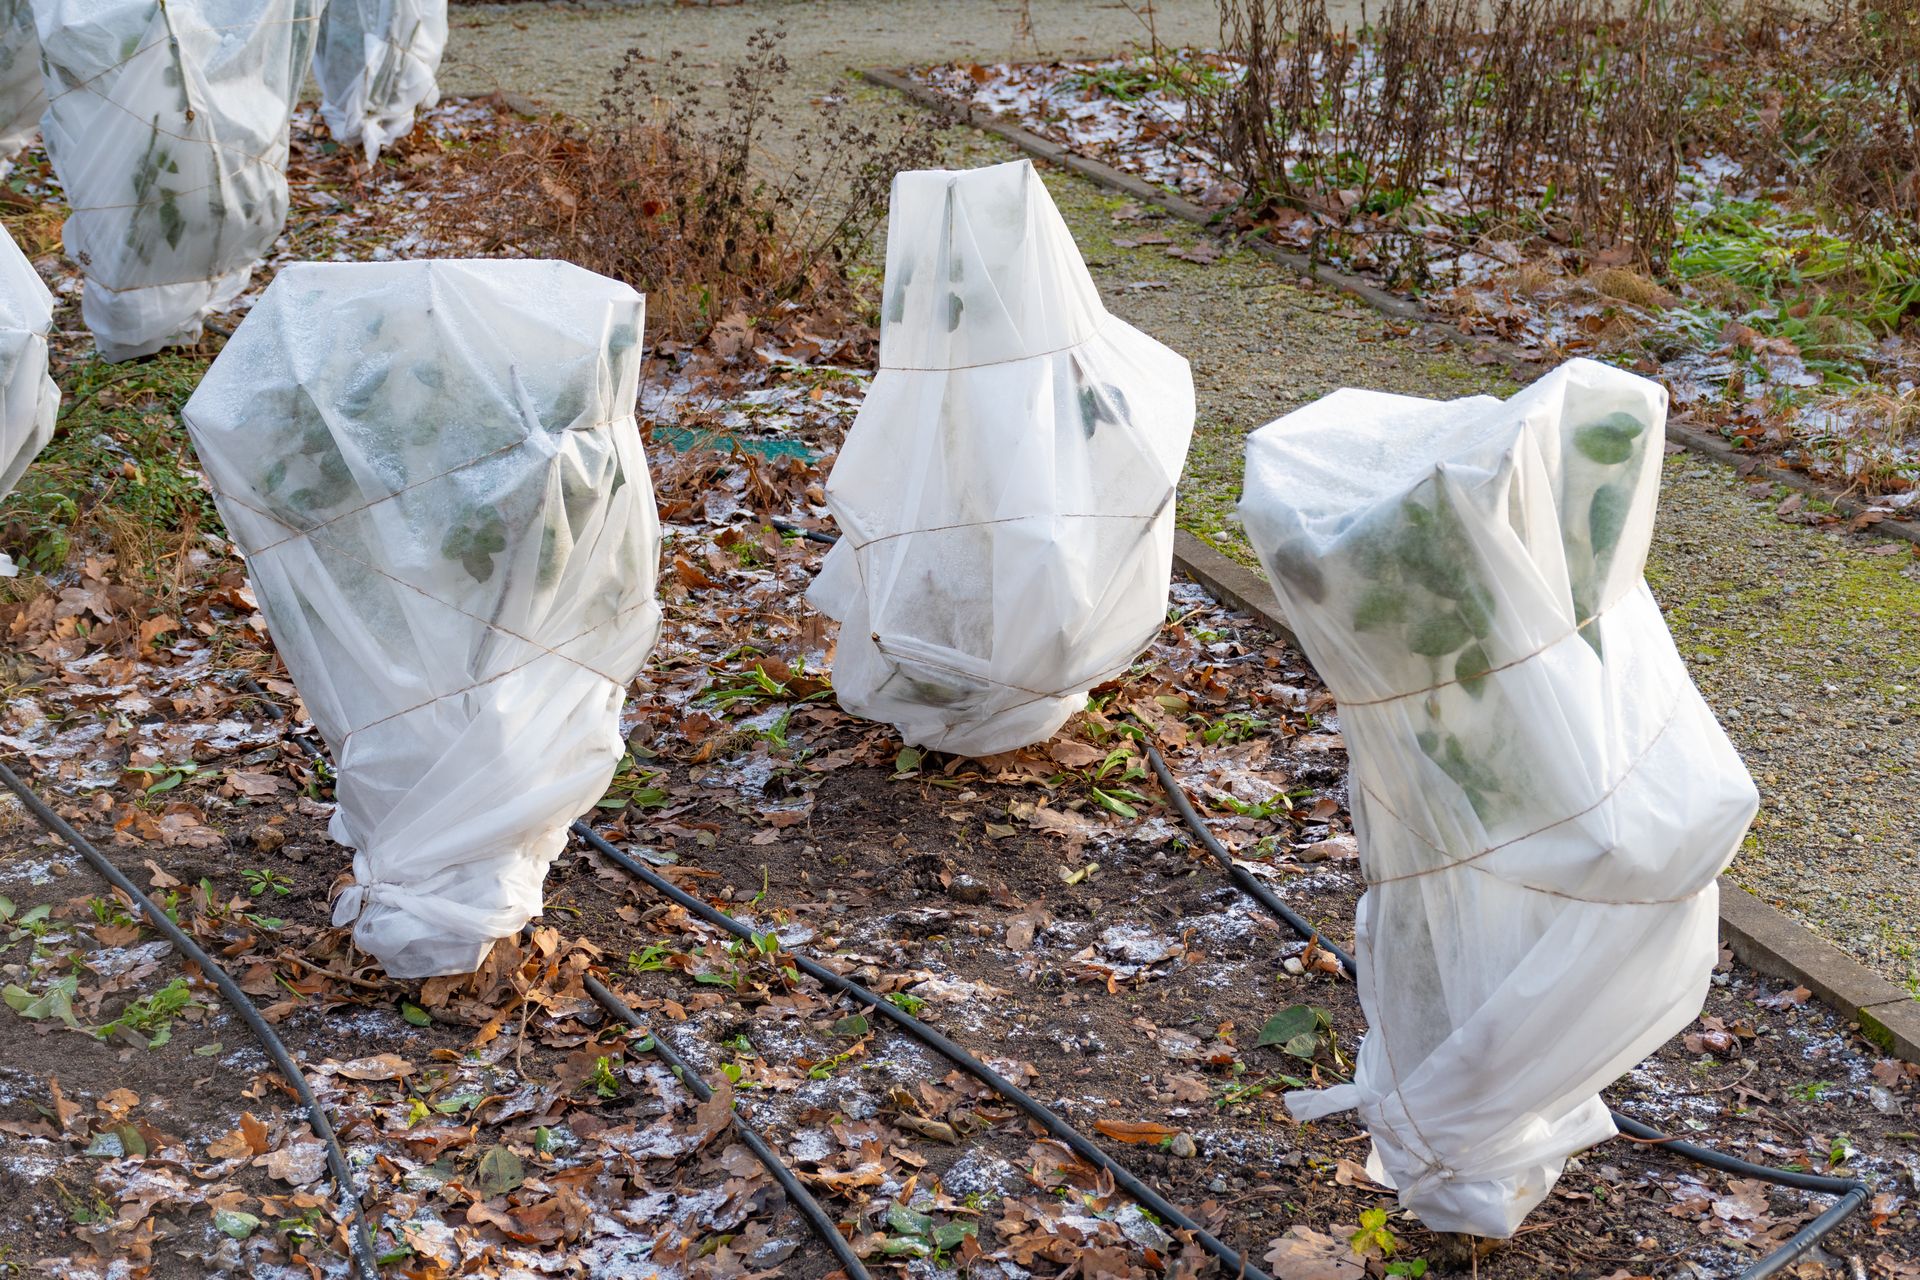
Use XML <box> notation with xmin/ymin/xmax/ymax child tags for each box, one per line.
<box><xmin>1196</xmin><ymin>0</ymin><xmax>1686</xmax><ymax>282</ymax></box>
<box><xmin>428</xmin><ymin>29</ymin><xmax>943</xmax><ymax>346</ymax></box>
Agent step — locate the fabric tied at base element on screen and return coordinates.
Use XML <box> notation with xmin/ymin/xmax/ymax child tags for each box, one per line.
<box><xmin>1243</xmin><ymin>359</ymin><xmax>1757</xmax><ymax>1237</ymax></box>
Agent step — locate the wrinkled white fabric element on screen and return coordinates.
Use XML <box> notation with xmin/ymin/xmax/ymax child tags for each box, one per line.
<box><xmin>0</xmin><ymin>223</ymin><xmax>57</xmax><ymax>577</ymax></box>
<box><xmin>809</xmin><ymin>158</ymin><xmax>1194</xmax><ymax>757</ymax></box>
<box><xmin>1241</xmin><ymin>358</ymin><xmax>1757</xmax><ymax>1237</ymax></box>
<box><xmin>183</xmin><ymin>260</ymin><xmax>663</xmax><ymax>979</ymax></box>
<box><xmin>0</xmin><ymin>0</ymin><xmax>43</xmax><ymax>166</ymax></box>
<box><xmin>313</xmin><ymin>0</ymin><xmax>444</xmax><ymax>163</ymax></box>
<box><xmin>34</xmin><ymin>0</ymin><xmax>320</xmax><ymax>361</ymax></box>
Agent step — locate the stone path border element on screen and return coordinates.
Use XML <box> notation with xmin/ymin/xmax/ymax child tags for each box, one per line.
<box><xmin>1173</xmin><ymin>530</ymin><xmax>1920</xmax><ymax>1063</ymax></box>
<box><xmin>863</xmin><ymin>67</ymin><xmax>1920</xmax><ymax>554</ymax></box>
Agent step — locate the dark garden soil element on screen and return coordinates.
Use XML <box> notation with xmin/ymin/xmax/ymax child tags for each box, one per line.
<box><xmin>0</xmin><ymin>86</ymin><xmax>1916</xmax><ymax>1280</ymax></box>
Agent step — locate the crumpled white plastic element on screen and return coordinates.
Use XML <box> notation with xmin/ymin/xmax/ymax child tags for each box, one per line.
<box><xmin>313</xmin><ymin>0</ymin><xmax>445</xmax><ymax>163</ymax></box>
<box><xmin>34</xmin><ymin>0</ymin><xmax>321</xmax><ymax>361</ymax></box>
<box><xmin>808</xmin><ymin>158</ymin><xmax>1194</xmax><ymax>757</ymax></box>
<box><xmin>183</xmin><ymin>260</ymin><xmax>663</xmax><ymax>979</ymax></box>
<box><xmin>0</xmin><ymin>223</ymin><xmax>58</xmax><ymax>577</ymax></box>
<box><xmin>1240</xmin><ymin>358</ymin><xmax>1757</xmax><ymax>1237</ymax></box>
<box><xmin>0</xmin><ymin>0</ymin><xmax>44</xmax><ymax>166</ymax></box>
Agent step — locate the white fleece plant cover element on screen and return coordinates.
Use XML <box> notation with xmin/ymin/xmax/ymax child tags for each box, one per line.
<box><xmin>0</xmin><ymin>223</ymin><xmax>58</xmax><ymax>577</ymax></box>
<box><xmin>0</xmin><ymin>0</ymin><xmax>44</xmax><ymax>165</ymax></box>
<box><xmin>1240</xmin><ymin>358</ymin><xmax>1757</xmax><ymax>1237</ymax></box>
<box><xmin>35</xmin><ymin>0</ymin><xmax>321</xmax><ymax>361</ymax></box>
<box><xmin>183</xmin><ymin>260</ymin><xmax>664</xmax><ymax>979</ymax></box>
<box><xmin>313</xmin><ymin>0</ymin><xmax>445</xmax><ymax>163</ymax></box>
<box><xmin>808</xmin><ymin>158</ymin><xmax>1194</xmax><ymax>757</ymax></box>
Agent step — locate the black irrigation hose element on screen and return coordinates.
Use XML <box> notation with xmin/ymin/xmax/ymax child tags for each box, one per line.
<box><xmin>1142</xmin><ymin>741</ymin><xmax>1871</xmax><ymax>1280</ymax></box>
<box><xmin>1611</xmin><ymin>1115</ymin><xmax>1871</xmax><ymax>1280</ymax></box>
<box><xmin>0</xmin><ymin>758</ymin><xmax>383</xmax><ymax>1280</ymax></box>
<box><xmin>236</xmin><ymin>682</ymin><xmax>867</xmax><ymax>1277</ymax></box>
<box><xmin>766</xmin><ymin>516</ymin><xmax>840</xmax><ymax>546</ymax></box>
<box><xmin>580</xmin><ymin>974</ymin><xmax>873</xmax><ymax>1280</ymax></box>
<box><xmin>1145</xmin><ymin>746</ymin><xmax>1359</xmax><ymax>979</ymax></box>
<box><xmin>569</xmin><ymin>819</ymin><xmax>1279</xmax><ymax>1280</ymax></box>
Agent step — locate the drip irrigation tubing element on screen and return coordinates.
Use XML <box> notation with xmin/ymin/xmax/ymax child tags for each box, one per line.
<box><xmin>580</xmin><ymin>973</ymin><xmax>873</xmax><ymax>1279</ymax></box>
<box><xmin>236</xmin><ymin>679</ymin><xmax>876</xmax><ymax>1276</ymax></box>
<box><xmin>0</xmin><ymin>757</ymin><xmax>382</xmax><ymax>1280</ymax></box>
<box><xmin>767</xmin><ymin>516</ymin><xmax>839</xmax><ymax>546</ymax></box>
<box><xmin>1142</xmin><ymin>741</ymin><xmax>1870</xmax><ymax>1280</ymax></box>
<box><xmin>568</xmin><ymin>818</ymin><xmax>1280</xmax><ymax>1280</ymax></box>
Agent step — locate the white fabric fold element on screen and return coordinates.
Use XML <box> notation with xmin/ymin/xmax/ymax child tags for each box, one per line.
<box><xmin>1242</xmin><ymin>358</ymin><xmax>1757</xmax><ymax>1237</ymax></box>
<box><xmin>0</xmin><ymin>221</ymin><xmax>57</xmax><ymax>577</ymax></box>
<box><xmin>809</xmin><ymin>158</ymin><xmax>1194</xmax><ymax>756</ymax></box>
<box><xmin>0</xmin><ymin>0</ymin><xmax>44</xmax><ymax>167</ymax></box>
<box><xmin>34</xmin><ymin>0</ymin><xmax>320</xmax><ymax>360</ymax></box>
<box><xmin>184</xmin><ymin>259</ymin><xmax>663</xmax><ymax>979</ymax></box>
<box><xmin>313</xmin><ymin>0</ymin><xmax>445</xmax><ymax>163</ymax></box>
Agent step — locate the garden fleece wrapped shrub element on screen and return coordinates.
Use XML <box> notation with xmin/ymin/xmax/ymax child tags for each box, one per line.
<box><xmin>808</xmin><ymin>158</ymin><xmax>1194</xmax><ymax>757</ymax></box>
<box><xmin>0</xmin><ymin>0</ymin><xmax>43</xmax><ymax>165</ymax></box>
<box><xmin>1240</xmin><ymin>358</ymin><xmax>1757</xmax><ymax>1237</ymax></box>
<box><xmin>313</xmin><ymin>0</ymin><xmax>445</xmax><ymax>163</ymax></box>
<box><xmin>183</xmin><ymin>260</ymin><xmax>663</xmax><ymax>979</ymax></box>
<box><xmin>35</xmin><ymin>0</ymin><xmax>321</xmax><ymax>361</ymax></box>
<box><xmin>0</xmin><ymin>223</ymin><xmax>57</xmax><ymax>577</ymax></box>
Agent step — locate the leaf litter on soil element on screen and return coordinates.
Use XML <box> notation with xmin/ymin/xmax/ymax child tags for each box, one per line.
<box><xmin>0</xmin><ymin>89</ymin><xmax>1915</xmax><ymax>1280</ymax></box>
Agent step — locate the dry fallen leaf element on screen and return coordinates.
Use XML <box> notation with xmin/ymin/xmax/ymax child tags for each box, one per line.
<box><xmin>1092</xmin><ymin>1118</ymin><xmax>1180</xmax><ymax>1145</ymax></box>
<box><xmin>332</xmin><ymin>1053</ymin><xmax>416</xmax><ymax>1082</ymax></box>
<box><xmin>1263</xmin><ymin>1226</ymin><xmax>1366</xmax><ymax>1279</ymax></box>
<box><xmin>261</xmin><ymin>1139</ymin><xmax>329</xmax><ymax>1186</ymax></box>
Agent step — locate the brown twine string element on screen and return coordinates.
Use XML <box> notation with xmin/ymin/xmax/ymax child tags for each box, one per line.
<box><xmin>244</xmin><ymin>436</ymin><xmax>539</xmax><ymax>558</ymax></box>
<box><xmin>847</xmin><ymin>509</ymin><xmax>1157</xmax><ymax>554</ymax></box>
<box><xmin>206</xmin><ymin>426</ymin><xmax>654</xmax><ymax>743</ymax></box>
<box><xmin>1354</xmin><ymin>694</ymin><xmax>1690</xmax><ymax>904</ymax></box>
<box><xmin>875</xmin><ymin>319</ymin><xmax>1108</xmax><ymax>373</ymax></box>
<box><xmin>43</xmin><ymin>16</ymin><xmax>323</xmax><ymax>112</ymax></box>
<box><xmin>1338</xmin><ymin>595</ymin><xmax>1624</xmax><ymax>709</ymax></box>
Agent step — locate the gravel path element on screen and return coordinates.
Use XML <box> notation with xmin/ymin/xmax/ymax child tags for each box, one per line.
<box><xmin>445</xmin><ymin>0</ymin><xmax>1920</xmax><ymax>996</ymax></box>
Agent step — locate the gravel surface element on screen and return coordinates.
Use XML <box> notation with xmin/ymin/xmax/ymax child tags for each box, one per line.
<box><xmin>444</xmin><ymin>0</ymin><xmax>1920</xmax><ymax>996</ymax></box>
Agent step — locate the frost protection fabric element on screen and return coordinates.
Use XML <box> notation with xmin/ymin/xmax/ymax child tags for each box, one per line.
<box><xmin>1240</xmin><ymin>358</ymin><xmax>1757</xmax><ymax>1237</ymax></box>
<box><xmin>183</xmin><ymin>260</ymin><xmax>663</xmax><ymax>979</ymax></box>
<box><xmin>0</xmin><ymin>223</ymin><xmax>57</xmax><ymax>577</ymax></box>
<box><xmin>34</xmin><ymin>0</ymin><xmax>321</xmax><ymax>361</ymax></box>
<box><xmin>808</xmin><ymin>159</ymin><xmax>1194</xmax><ymax>757</ymax></box>
<box><xmin>0</xmin><ymin>0</ymin><xmax>44</xmax><ymax>165</ymax></box>
<box><xmin>313</xmin><ymin>0</ymin><xmax>445</xmax><ymax>163</ymax></box>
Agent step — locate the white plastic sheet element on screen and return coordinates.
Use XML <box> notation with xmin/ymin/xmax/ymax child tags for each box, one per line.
<box><xmin>0</xmin><ymin>223</ymin><xmax>58</xmax><ymax>577</ymax></box>
<box><xmin>808</xmin><ymin>158</ymin><xmax>1194</xmax><ymax>757</ymax></box>
<box><xmin>1240</xmin><ymin>358</ymin><xmax>1757</xmax><ymax>1237</ymax></box>
<box><xmin>313</xmin><ymin>0</ymin><xmax>445</xmax><ymax>163</ymax></box>
<box><xmin>35</xmin><ymin>0</ymin><xmax>321</xmax><ymax>361</ymax></box>
<box><xmin>183</xmin><ymin>260</ymin><xmax>663</xmax><ymax>979</ymax></box>
<box><xmin>0</xmin><ymin>0</ymin><xmax>43</xmax><ymax>165</ymax></box>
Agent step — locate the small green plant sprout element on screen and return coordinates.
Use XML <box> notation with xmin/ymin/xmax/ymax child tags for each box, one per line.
<box><xmin>627</xmin><ymin>943</ymin><xmax>675</xmax><ymax>973</ymax></box>
<box><xmin>588</xmin><ymin>1055</ymin><xmax>622</xmax><ymax>1099</ymax></box>
<box><xmin>241</xmin><ymin>867</ymin><xmax>292</xmax><ymax>897</ymax></box>
<box><xmin>1385</xmin><ymin>1259</ymin><xmax>1429</xmax><ymax>1278</ymax></box>
<box><xmin>1793</xmin><ymin>1080</ymin><xmax>1834</xmax><ymax>1103</ymax></box>
<box><xmin>886</xmin><ymin>990</ymin><xmax>927</xmax><ymax>1017</ymax></box>
<box><xmin>1256</xmin><ymin>1004</ymin><xmax>1332</xmax><ymax>1060</ymax></box>
<box><xmin>87</xmin><ymin>895</ymin><xmax>140</xmax><ymax>933</ymax></box>
<box><xmin>126</xmin><ymin>761</ymin><xmax>200</xmax><ymax>795</ymax></box>
<box><xmin>1053</xmin><ymin>746</ymin><xmax>1155</xmax><ymax>819</ymax></box>
<box><xmin>94</xmin><ymin>977</ymin><xmax>201</xmax><ymax>1048</ymax></box>
<box><xmin>877</xmin><ymin>1200</ymin><xmax>977</xmax><ymax>1262</ymax></box>
<box><xmin>3</xmin><ymin>973</ymin><xmax>80</xmax><ymax>1028</ymax></box>
<box><xmin>596</xmin><ymin>755</ymin><xmax>669</xmax><ymax>812</ymax></box>
<box><xmin>1349</xmin><ymin>1207</ymin><xmax>1402</xmax><ymax>1260</ymax></box>
<box><xmin>1210</xmin><ymin>790</ymin><xmax>1293</xmax><ymax>822</ymax></box>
